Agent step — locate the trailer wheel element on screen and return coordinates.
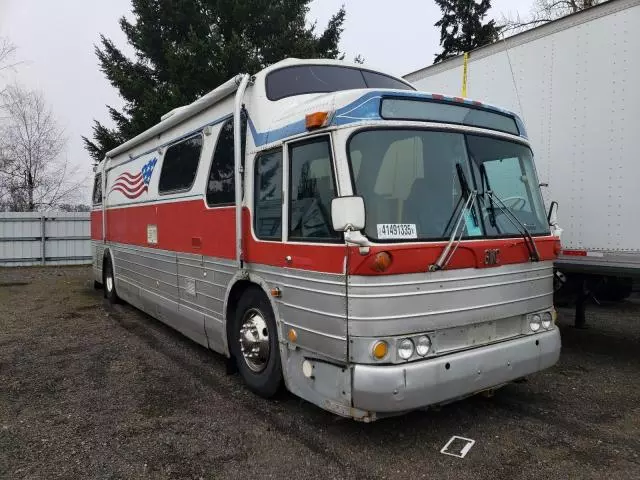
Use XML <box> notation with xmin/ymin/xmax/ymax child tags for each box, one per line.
<box><xmin>231</xmin><ymin>286</ymin><xmax>282</xmax><ymax>398</ymax></box>
<box><xmin>103</xmin><ymin>255</ymin><xmax>120</xmax><ymax>304</ymax></box>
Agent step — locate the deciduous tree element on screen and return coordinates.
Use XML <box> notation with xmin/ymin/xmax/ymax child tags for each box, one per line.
<box><xmin>502</xmin><ymin>0</ymin><xmax>602</xmax><ymax>34</ymax></box>
<box><xmin>0</xmin><ymin>85</ymin><xmax>79</xmax><ymax>211</ymax></box>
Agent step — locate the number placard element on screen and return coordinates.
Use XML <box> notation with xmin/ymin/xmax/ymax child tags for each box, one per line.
<box><xmin>376</xmin><ymin>224</ymin><xmax>417</xmax><ymax>240</ymax></box>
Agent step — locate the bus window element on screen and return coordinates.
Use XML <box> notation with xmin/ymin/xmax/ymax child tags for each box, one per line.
<box><xmin>92</xmin><ymin>173</ymin><xmax>102</xmax><ymax>205</ymax></box>
<box><xmin>158</xmin><ymin>134</ymin><xmax>203</xmax><ymax>194</ymax></box>
<box><xmin>207</xmin><ymin>120</ymin><xmax>235</xmax><ymax>206</ymax></box>
<box><xmin>266</xmin><ymin>65</ymin><xmax>414</xmax><ymax>101</ymax></box>
<box><xmin>254</xmin><ymin>150</ymin><xmax>283</xmax><ymax>240</ymax></box>
<box><xmin>288</xmin><ymin>137</ymin><xmax>339</xmax><ymax>242</ymax></box>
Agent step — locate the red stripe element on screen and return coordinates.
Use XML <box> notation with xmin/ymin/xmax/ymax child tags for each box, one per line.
<box><xmin>94</xmin><ymin>199</ymin><xmax>559</xmax><ymax>275</ymax></box>
<box><xmin>348</xmin><ymin>237</ymin><xmax>557</xmax><ymax>275</ymax></box>
<box><xmin>561</xmin><ymin>249</ymin><xmax>587</xmax><ymax>257</ymax></box>
<box><xmin>91</xmin><ymin>210</ymin><xmax>103</xmax><ymax>239</ymax></box>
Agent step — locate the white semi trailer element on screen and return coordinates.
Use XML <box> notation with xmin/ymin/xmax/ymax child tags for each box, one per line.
<box><xmin>405</xmin><ymin>0</ymin><xmax>640</xmax><ymax>324</ymax></box>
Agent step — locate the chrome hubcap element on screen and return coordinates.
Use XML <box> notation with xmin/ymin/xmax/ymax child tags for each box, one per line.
<box><xmin>239</xmin><ymin>309</ymin><xmax>270</xmax><ymax>373</ymax></box>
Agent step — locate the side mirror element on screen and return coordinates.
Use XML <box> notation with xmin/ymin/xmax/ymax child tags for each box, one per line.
<box><xmin>547</xmin><ymin>200</ymin><xmax>558</xmax><ymax>225</ymax></box>
<box><xmin>331</xmin><ymin>196</ymin><xmax>365</xmax><ymax>232</ymax></box>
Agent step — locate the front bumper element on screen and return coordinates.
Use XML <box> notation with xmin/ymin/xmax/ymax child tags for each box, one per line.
<box><xmin>352</xmin><ymin>328</ymin><xmax>561</xmax><ymax>413</ymax></box>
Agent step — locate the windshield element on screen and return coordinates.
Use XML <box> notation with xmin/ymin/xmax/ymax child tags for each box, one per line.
<box><xmin>266</xmin><ymin>65</ymin><xmax>414</xmax><ymax>101</ymax></box>
<box><xmin>348</xmin><ymin>129</ymin><xmax>549</xmax><ymax>241</ymax></box>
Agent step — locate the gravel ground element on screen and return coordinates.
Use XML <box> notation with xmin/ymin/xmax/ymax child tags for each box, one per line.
<box><xmin>1</xmin><ymin>266</ymin><xmax>639</xmax><ymax>480</ymax></box>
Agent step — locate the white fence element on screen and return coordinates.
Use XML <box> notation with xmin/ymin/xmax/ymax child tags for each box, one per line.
<box><xmin>0</xmin><ymin>212</ymin><xmax>91</xmax><ymax>267</ymax></box>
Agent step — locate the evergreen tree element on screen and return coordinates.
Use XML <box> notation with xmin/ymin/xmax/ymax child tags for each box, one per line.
<box><xmin>83</xmin><ymin>0</ymin><xmax>347</xmax><ymax>162</ymax></box>
<box><xmin>433</xmin><ymin>0</ymin><xmax>501</xmax><ymax>64</ymax></box>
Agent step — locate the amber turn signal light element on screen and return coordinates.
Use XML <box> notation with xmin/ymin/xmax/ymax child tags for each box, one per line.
<box><xmin>372</xmin><ymin>340</ymin><xmax>388</xmax><ymax>360</ymax></box>
<box><xmin>270</xmin><ymin>287</ymin><xmax>282</xmax><ymax>298</ymax></box>
<box><xmin>371</xmin><ymin>251</ymin><xmax>392</xmax><ymax>272</ymax></box>
<box><xmin>288</xmin><ymin>328</ymin><xmax>297</xmax><ymax>342</ymax></box>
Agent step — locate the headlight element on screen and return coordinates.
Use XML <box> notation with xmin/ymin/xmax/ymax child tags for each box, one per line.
<box><xmin>415</xmin><ymin>335</ymin><xmax>431</xmax><ymax>356</ymax></box>
<box><xmin>530</xmin><ymin>314</ymin><xmax>541</xmax><ymax>332</ymax></box>
<box><xmin>397</xmin><ymin>338</ymin><xmax>414</xmax><ymax>360</ymax></box>
<box><xmin>541</xmin><ymin>312</ymin><xmax>553</xmax><ymax>329</ymax></box>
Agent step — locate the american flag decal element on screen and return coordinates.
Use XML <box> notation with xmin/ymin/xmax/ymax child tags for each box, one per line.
<box><xmin>110</xmin><ymin>157</ymin><xmax>158</xmax><ymax>199</ymax></box>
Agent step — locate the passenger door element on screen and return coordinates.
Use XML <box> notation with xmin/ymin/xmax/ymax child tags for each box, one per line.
<box><xmin>251</xmin><ymin>135</ymin><xmax>348</xmax><ymax>362</ymax></box>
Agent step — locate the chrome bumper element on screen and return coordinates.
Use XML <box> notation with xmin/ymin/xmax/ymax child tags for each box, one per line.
<box><xmin>352</xmin><ymin>328</ymin><xmax>561</xmax><ymax>413</ymax></box>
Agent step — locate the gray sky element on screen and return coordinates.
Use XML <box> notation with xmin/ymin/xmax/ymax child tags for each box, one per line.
<box><xmin>0</xmin><ymin>0</ymin><xmax>530</xmax><ymax>203</ymax></box>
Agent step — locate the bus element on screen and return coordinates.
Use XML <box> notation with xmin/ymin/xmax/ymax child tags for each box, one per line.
<box><xmin>91</xmin><ymin>58</ymin><xmax>561</xmax><ymax>421</ymax></box>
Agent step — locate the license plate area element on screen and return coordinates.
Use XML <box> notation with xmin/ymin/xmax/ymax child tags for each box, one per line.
<box><xmin>468</xmin><ymin>321</ymin><xmax>497</xmax><ymax>346</ymax></box>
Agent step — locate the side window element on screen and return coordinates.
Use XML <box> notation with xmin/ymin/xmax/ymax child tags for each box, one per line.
<box><xmin>254</xmin><ymin>150</ymin><xmax>283</xmax><ymax>240</ymax></box>
<box><xmin>289</xmin><ymin>137</ymin><xmax>339</xmax><ymax>241</ymax></box>
<box><xmin>158</xmin><ymin>134</ymin><xmax>203</xmax><ymax>194</ymax></box>
<box><xmin>92</xmin><ymin>173</ymin><xmax>102</xmax><ymax>205</ymax></box>
<box><xmin>207</xmin><ymin>120</ymin><xmax>235</xmax><ymax>206</ymax></box>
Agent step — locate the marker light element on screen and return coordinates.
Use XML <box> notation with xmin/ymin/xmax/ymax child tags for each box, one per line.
<box><xmin>288</xmin><ymin>328</ymin><xmax>297</xmax><ymax>342</ymax></box>
<box><xmin>371</xmin><ymin>252</ymin><xmax>392</xmax><ymax>272</ymax></box>
<box><xmin>270</xmin><ymin>287</ymin><xmax>282</xmax><ymax>298</ymax></box>
<box><xmin>305</xmin><ymin>111</ymin><xmax>330</xmax><ymax>130</ymax></box>
<box><xmin>372</xmin><ymin>340</ymin><xmax>388</xmax><ymax>360</ymax></box>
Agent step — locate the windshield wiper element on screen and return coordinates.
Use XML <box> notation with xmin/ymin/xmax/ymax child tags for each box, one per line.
<box><xmin>479</xmin><ymin>163</ymin><xmax>498</xmax><ymax>230</ymax></box>
<box><xmin>430</xmin><ymin>165</ymin><xmax>477</xmax><ymax>272</ymax></box>
<box><xmin>441</xmin><ymin>163</ymin><xmax>479</xmax><ymax>236</ymax></box>
<box><xmin>481</xmin><ymin>190</ymin><xmax>541</xmax><ymax>262</ymax></box>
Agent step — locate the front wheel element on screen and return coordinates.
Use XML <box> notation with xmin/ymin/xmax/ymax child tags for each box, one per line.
<box><xmin>231</xmin><ymin>287</ymin><xmax>282</xmax><ymax>398</ymax></box>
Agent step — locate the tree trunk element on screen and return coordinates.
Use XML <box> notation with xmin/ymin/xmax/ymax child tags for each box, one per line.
<box><xmin>27</xmin><ymin>170</ymin><xmax>34</xmax><ymax>212</ymax></box>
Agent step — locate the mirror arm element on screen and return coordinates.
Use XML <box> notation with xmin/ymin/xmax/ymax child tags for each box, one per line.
<box><xmin>344</xmin><ymin>229</ymin><xmax>370</xmax><ymax>249</ymax></box>
<box><xmin>547</xmin><ymin>200</ymin><xmax>559</xmax><ymax>224</ymax></box>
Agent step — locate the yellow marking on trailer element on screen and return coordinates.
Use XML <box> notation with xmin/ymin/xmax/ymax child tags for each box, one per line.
<box><xmin>462</xmin><ymin>52</ymin><xmax>469</xmax><ymax>97</ymax></box>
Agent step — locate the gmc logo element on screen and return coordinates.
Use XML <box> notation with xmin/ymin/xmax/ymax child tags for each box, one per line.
<box><xmin>484</xmin><ymin>249</ymin><xmax>500</xmax><ymax>265</ymax></box>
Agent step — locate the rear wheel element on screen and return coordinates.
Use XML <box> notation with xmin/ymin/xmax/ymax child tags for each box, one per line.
<box><xmin>103</xmin><ymin>256</ymin><xmax>120</xmax><ymax>304</ymax></box>
<box><xmin>231</xmin><ymin>287</ymin><xmax>282</xmax><ymax>398</ymax></box>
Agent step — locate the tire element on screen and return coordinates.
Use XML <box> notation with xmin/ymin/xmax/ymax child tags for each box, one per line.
<box><xmin>103</xmin><ymin>255</ymin><xmax>120</xmax><ymax>304</ymax></box>
<box><xmin>231</xmin><ymin>286</ymin><xmax>282</xmax><ymax>398</ymax></box>
<box><xmin>599</xmin><ymin>277</ymin><xmax>633</xmax><ymax>302</ymax></box>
